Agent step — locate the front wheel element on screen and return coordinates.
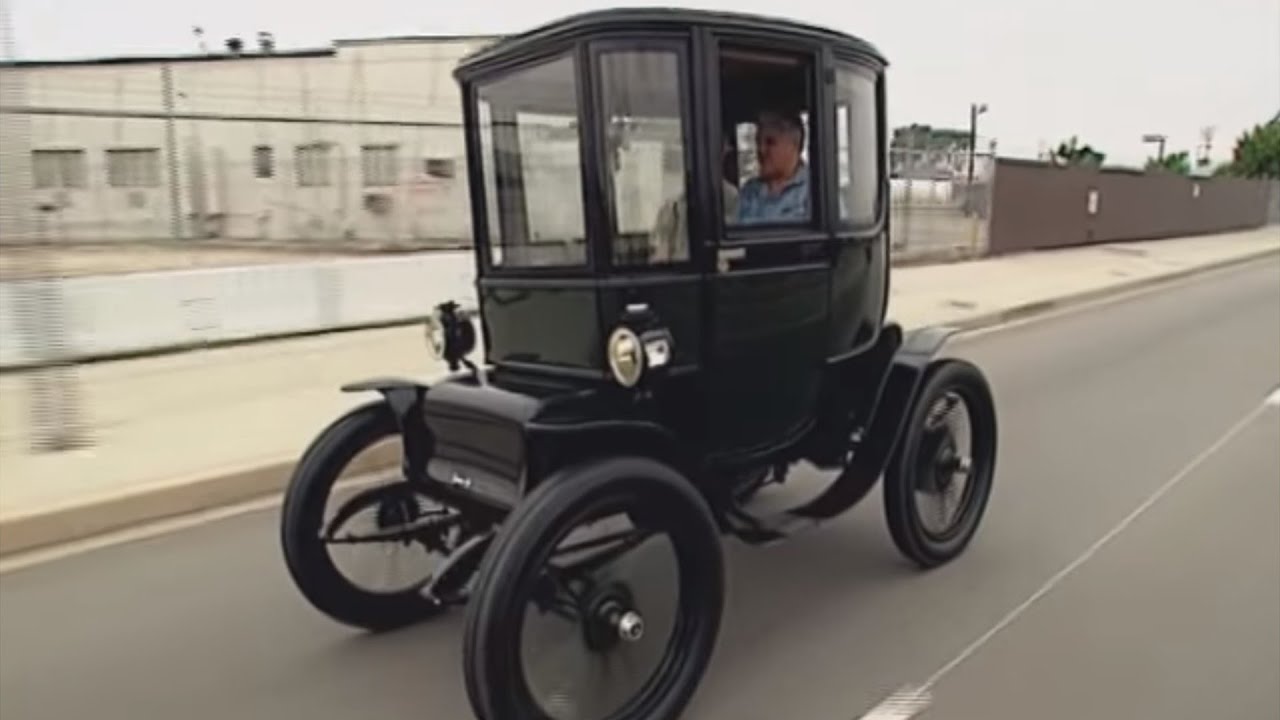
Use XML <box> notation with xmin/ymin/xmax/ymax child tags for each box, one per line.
<box><xmin>280</xmin><ymin>400</ymin><xmax>479</xmax><ymax>631</ymax></box>
<box><xmin>462</xmin><ymin>457</ymin><xmax>725</xmax><ymax>720</ymax></box>
<box><xmin>883</xmin><ymin>358</ymin><xmax>998</xmax><ymax>569</ymax></box>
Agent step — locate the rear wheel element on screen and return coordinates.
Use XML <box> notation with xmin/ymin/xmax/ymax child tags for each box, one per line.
<box><xmin>883</xmin><ymin>359</ymin><xmax>998</xmax><ymax>568</ymax></box>
<box><xmin>462</xmin><ymin>457</ymin><xmax>725</xmax><ymax>720</ymax></box>
<box><xmin>280</xmin><ymin>400</ymin><xmax>482</xmax><ymax>631</ymax></box>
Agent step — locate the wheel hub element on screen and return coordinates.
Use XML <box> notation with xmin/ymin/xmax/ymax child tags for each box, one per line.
<box><xmin>581</xmin><ymin>582</ymin><xmax>643</xmax><ymax>653</ymax></box>
<box><xmin>615</xmin><ymin>609</ymin><xmax>645</xmax><ymax>642</ymax></box>
<box><xmin>915</xmin><ymin>428</ymin><xmax>955</xmax><ymax>493</ymax></box>
<box><xmin>932</xmin><ymin>435</ymin><xmax>958</xmax><ymax>490</ymax></box>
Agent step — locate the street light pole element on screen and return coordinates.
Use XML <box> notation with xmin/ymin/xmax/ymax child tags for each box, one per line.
<box><xmin>1142</xmin><ymin>133</ymin><xmax>1167</xmax><ymax>162</ymax></box>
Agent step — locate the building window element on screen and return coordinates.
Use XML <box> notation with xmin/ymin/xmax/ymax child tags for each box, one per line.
<box><xmin>105</xmin><ymin>148</ymin><xmax>160</xmax><ymax>188</ymax></box>
<box><xmin>253</xmin><ymin>145</ymin><xmax>274</xmax><ymax>179</ymax></box>
<box><xmin>361</xmin><ymin>144</ymin><xmax>399</xmax><ymax>187</ymax></box>
<box><xmin>834</xmin><ymin>65</ymin><xmax>879</xmax><ymax>225</ymax></box>
<box><xmin>32</xmin><ymin>149</ymin><xmax>87</xmax><ymax>189</ymax></box>
<box><xmin>295</xmin><ymin>143</ymin><xmax>331</xmax><ymax>187</ymax></box>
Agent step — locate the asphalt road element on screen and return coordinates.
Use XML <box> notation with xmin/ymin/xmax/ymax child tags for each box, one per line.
<box><xmin>2</xmin><ymin>257</ymin><xmax>1278</xmax><ymax>720</ymax></box>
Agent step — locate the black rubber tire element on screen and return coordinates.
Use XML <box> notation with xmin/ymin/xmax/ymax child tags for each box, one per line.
<box><xmin>280</xmin><ymin>400</ymin><xmax>446</xmax><ymax>632</ymax></box>
<box><xmin>462</xmin><ymin>456</ymin><xmax>725</xmax><ymax>720</ymax></box>
<box><xmin>883</xmin><ymin>358</ymin><xmax>998</xmax><ymax>569</ymax></box>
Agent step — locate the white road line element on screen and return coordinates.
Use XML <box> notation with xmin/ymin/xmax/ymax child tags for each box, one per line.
<box><xmin>858</xmin><ymin>394</ymin><xmax>1273</xmax><ymax>718</ymax></box>
<box><xmin>856</xmin><ymin>685</ymin><xmax>932</xmax><ymax>719</ymax></box>
<box><xmin>1265</xmin><ymin>386</ymin><xmax>1280</xmax><ymax>408</ymax></box>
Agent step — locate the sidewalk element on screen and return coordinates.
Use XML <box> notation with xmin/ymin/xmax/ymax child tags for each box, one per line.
<box><xmin>1</xmin><ymin>227</ymin><xmax>1277</xmax><ymax>555</ymax></box>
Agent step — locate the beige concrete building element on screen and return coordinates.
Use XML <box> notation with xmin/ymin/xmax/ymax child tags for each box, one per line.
<box><xmin>1</xmin><ymin>31</ymin><xmax>990</xmax><ymax>257</ymax></box>
<box><xmin>5</xmin><ymin>34</ymin><xmax>498</xmax><ymax>245</ymax></box>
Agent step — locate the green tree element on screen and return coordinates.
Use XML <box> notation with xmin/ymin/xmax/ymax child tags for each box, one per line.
<box><xmin>1051</xmin><ymin>136</ymin><xmax>1106</xmax><ymax>167</ymax></box>
<box><xmin>1145</xmin><ymin>150</ymin><xmax>1192</xmax><ymax>175</ymax></box>
<box><xmin>1223</xmin><ymin>121</ymin><xmax>1280</xmax><ymax>179</ymax></box>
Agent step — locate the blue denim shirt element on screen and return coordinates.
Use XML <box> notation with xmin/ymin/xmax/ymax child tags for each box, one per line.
<box><xmin>736</xmin><ymin>163</ymin><xmax>810</xmax><ymax>225</ymax></box>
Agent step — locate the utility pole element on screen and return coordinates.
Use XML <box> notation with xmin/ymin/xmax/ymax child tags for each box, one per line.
<box><xmin>161</xmin><ymin>62</ymin><xmax>184</xmax><ymax>241</ymax></box>
<box><xmin>1197</xmin><ymin>126</ymin><xmax>1215</xmax><ymax>167</ymax></box>
<box><xmin>965</xmin><ymin>102</ymin><xmax>988</xmax><ymax>216</ymax></box>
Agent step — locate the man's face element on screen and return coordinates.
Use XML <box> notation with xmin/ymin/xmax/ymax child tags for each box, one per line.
<box><xmin>755</xmin><ymin>118</ymin><xmax>802</xmax><ymax>182</ymax></box>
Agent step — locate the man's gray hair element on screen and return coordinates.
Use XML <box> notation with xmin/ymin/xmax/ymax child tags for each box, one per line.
<box><xmin>758</xmin><ymin>110</ymin><xmax>805</xmax><ymax>148</ymax></box>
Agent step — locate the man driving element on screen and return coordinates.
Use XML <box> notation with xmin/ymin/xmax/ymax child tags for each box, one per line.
<box><xmin>736</xmin><ymin>110</ymin><xmax>809</xmax><ymax>225</ymax></box>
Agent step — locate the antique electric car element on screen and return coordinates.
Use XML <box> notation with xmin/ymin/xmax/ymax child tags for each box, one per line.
<box><xmin>280</xmin><ymin>8</ymin><xmax>998</xmax><ymax>720</ymax></box>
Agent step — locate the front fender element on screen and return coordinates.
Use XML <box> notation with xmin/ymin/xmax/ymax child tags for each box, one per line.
<box><xmin>341</xmin><ymin>377</ymin><xmax>432</xmax><ymax>481</ymax></box>
<box><xmin>341</xmin><ymin>376</ymin><xmax>429</xmax><ymax>410</ymax></box>
<box><xmin>344</xmin><ymin>376</ymin><xmax>523</xmax><ymax>513</ymax></box>
<box><xmin>898</xmin><ymin>325</ymin><xmax>960</xmax><ymax>365</ymax></box>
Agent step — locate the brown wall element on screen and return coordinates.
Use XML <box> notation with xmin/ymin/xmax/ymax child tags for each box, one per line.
<box><xmin>987</xmin><ymin>158</ymin><xmax>1276</xmax><ymax>254</ymax></box>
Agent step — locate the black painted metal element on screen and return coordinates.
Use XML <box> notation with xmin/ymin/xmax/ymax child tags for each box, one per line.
<box><xmin>335</xmin><ymin>8</ymin><xmax>915</xmax><ymax>529</ymax></box>
<box><xmin>453</xmin><ymin>8</ymin><xmax>887</xmax><ymax>83</ymax></box>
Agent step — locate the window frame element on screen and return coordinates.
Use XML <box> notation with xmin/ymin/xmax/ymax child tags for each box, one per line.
<box><xmin>294</xmin><ymin>142</ymin><xmax>332</xmax><ymax>188</ymax></box>
<box><xmin>32</xmin><ymin>148</ymin><xmax>87</xmax><ymax>189</ymax></box>
<box><xmin>252</xmin><ymin>145</ymin><xmax>274</xmax><ymax>179</ymax></box>
<box><xmin>588</xmin><ymin>35</ymin><xmax>697</xmax><ymax>274</ymax></box>
<box><xmin>831</xmin><ymin>60</ymin><xmax>883</xmax><ymax>231</ymax></box>
<box><xmin>360</xmin><ymin>143</ymin><xmax>400</xmax><ymax>187</ymax></box>
<box><xmin>704</xmin><ymin>32</ymin><xmax>829</xmax><ymax>249</ymax></box>
<box><xmin>104</xmin><ymin>147</ymin><xmax>161</xmax><ymax>189</ymax></box>
<box><xmin>466</xmin><ymin>46</ymin><xmax>597</xmax><ymax>278</ymax></box>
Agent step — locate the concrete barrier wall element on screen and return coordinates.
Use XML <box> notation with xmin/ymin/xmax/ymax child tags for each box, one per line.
<box><xmin>987</xmin><ymin>159</ymin><xmax>1275</xmax><ymax>254</ymax></box>
<box><xmin>2</xmin><ymin>169</ymin><xmax>1272</xmax><ymax>368</ymax></box>
<box><xmin>0</xmin><ymin>250</ymin><xmax>476</xmax><ymax>367</ymax></box>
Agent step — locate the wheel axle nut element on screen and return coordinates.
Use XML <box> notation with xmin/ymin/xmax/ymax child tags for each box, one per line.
<box><xmin>616</xmin><ymin>611</ymin><xmax>644</xmax><ymax>642</ymax></box>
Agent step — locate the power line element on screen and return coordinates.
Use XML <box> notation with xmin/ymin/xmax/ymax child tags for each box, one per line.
<box><xmin>15</xmin><ymin>77</ymin><xmax>459</xmax><ymax>109</ymax></box>
<box><xmin>0</xmin><ymin>104</ymin><xmax>464</xmax><ymax>128</ymax></box>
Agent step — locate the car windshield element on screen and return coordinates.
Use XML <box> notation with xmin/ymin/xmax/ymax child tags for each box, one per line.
<box><xmin>475</xmin><ymin>53</ymin><xmax>587</xmax><ymax>268</ymax></box>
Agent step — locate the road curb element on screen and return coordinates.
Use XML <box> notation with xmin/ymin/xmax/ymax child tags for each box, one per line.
<box><xmin>0</xmin><ymin>246</ymin><xmax>1276</xmax><ymax>559</ymax></box>
<box><xmin>946</xmin><ymin>246</ymin><xmax>1280</xmax><ymax>335</ymax></box>
<box><xmin>0</xmin><ymin>459</ymin><xmax>298</xmax><ymax>558</ymax></box>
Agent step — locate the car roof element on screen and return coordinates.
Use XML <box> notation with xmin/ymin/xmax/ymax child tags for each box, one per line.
<box><xmin>454</xmin><ymin>7</ymin><xmax>887</xmax><ymax>81</ymax></box>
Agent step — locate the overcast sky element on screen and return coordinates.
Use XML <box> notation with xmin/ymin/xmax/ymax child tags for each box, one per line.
<box><xmin>8</xmin><ymin>0</ymin><xmax>1279</xmax><ymax>166</ymax></box>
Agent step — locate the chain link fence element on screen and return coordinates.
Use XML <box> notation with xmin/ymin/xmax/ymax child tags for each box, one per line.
<box><xmin>890</xmin><ymin>144</ymin><xmax>996</xmax><ymax>262</ymax></box>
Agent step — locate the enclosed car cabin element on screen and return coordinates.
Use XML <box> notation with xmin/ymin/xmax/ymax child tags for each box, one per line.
<box><xmin>453</xmin><ymin>8</ymin><xmax>890</xmax><ymax>456</ymax></box>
